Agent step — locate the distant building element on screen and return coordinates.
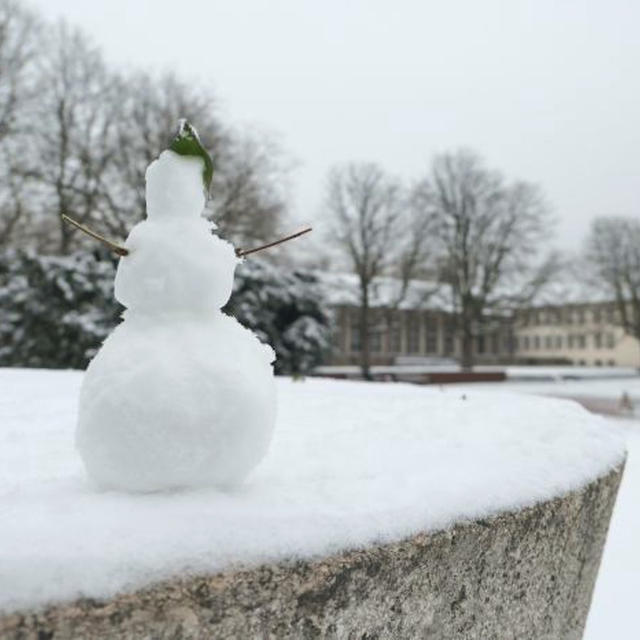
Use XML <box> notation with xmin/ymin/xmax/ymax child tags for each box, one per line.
<box><xmin>318</xmin><ymin>273</ymin><xmax>640</xmax><ymax>368</ymax></box>
<box><xmin>513</xmin><ymin>302</ymin><xmax>640</xmax><ymax>367</ymax></box>
<box><xmin>318</xmin><ymin>273</ymin><xmax>513</xmax><ymax>366</ymax></box>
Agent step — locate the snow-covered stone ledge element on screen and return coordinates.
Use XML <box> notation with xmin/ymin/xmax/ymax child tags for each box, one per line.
<box><xmin>1</xmin><ymin>467</ymin><xmax>623</xmax><ymax>640</ymax></box>
<box><xmin>0</xmin><ymin>371</ymin><xmax>626</xmax><ymax>639</ymax></box>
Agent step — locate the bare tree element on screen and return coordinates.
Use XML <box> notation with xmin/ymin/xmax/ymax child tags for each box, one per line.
<box><xmin>0</xmin><ymin>0</ymin><xmax>40</xmax><ymax>248</ymax></box>
<box><xmin>585</xmin><ymin>216</ymin><xmax>640</xmax><ymax>343</ymax></box>
<box><xmin>210</xmin><ymin>130</ymin><xmax>289</xmax><ymax>247</ymax></box>
<box><xmin>326</xmin><ymin>162</ymin><xmax>433</xmax><ymax>379</ymax></box>
<box><xmin>106</xmin><ymin>72</ymin><xmax>223</xmax><ymax>236</ymax></box>
<box><xmin>1</xmin><ymin>4</ymin><xmax>289</xmax><ymax>254</ymax></box>
<box><xmin>0</xmin><ymin>0</ymin><xmax>38</xmax><ymax>141</ymax></box>
<box><xmin>23</xmin><ymin>22</ymin><xmax>120</xmax><ymax>254</ymax></box>
<box><xmin>414</xmin><ymin>149</ymin><xmax>555</xmax><ymax>370</ymax></box>
<box><xmin>111</xmin><ymin>72</ymin><xmax>288</xmax><ymax>246</ymax></box>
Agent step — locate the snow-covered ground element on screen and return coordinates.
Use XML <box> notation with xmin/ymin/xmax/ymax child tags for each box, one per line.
<box><xmin>449</xmin><ymin>376</ymin><xmax>640</xmax><ymax>404</ymax></box>
<box><xmin>584</xmin><ymin>419</ymin><xmax>640</xmax><ymax>640</ymax></box>
<box><xmin>315</xmin><ymin>364</ymin><xmax>640</xmax><ymax>380</ymax></box>
<box><xmin>0</xmin><ymin>368</ymin><xmax>624</xmax><ymax>614</ymax></box>
<box><xmin>440</xmin><ymin>375</ymin><xmax>640</xmax><ymax>639</ymax></box>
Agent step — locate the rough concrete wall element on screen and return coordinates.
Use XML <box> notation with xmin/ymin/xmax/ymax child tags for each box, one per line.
<box><xmin>1</xmin><ymin>465</ymin><xmax>623</xmax><ymax>640</ymax></box>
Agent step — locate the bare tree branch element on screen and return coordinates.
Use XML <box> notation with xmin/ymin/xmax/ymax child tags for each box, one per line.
<box><xmin>413</xmin><ymin>149</ymin><xmax>555</xmax><ymax>370</ymax></box>
<box><xmin>236</xmin><ymin>227</ymin><xmax>312</xmax><ymax>257</ymax></box>
<box><xmin>585</xmin><ymin>216</ymin><xmax>640</xmax><ymax>342</ymax></box>
<box><xmin>326</xmin><ymin>162</ymin><xmax>435</xmax><ymax>379</ymax></box>
<box><xmin>60</xmin><ymin>214</ymin><xmax>128</xmax><ymax>256</ymax></box>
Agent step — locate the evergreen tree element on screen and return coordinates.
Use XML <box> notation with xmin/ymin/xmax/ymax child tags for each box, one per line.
<box><xmin>225</xmin><ymin>258</ymin><xmax>332</xmax><ymax>375</ymax></box>
<box><xmin>0</xmin><ymin>251</ymin><xmax>331</xmax><ymax>374</ymax></box>
<box><xmin>0</xmin><ymin>249</ymin><xmax>121</xmax><ymax>368</ymax></box>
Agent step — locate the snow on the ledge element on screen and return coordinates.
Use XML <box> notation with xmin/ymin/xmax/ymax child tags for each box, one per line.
<box><xmin>0</xmin><ymin>368</ymin><xmax>625</xmax><ymax>612</ymax></box>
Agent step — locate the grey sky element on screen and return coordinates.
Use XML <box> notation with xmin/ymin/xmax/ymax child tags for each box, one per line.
<box><xmin>30</xmin><ymin>0</ymin><xmax>639</xmax><ymax>252</ymax></box>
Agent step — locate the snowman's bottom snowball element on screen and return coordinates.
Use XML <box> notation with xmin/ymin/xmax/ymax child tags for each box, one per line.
<box><xmin>76</xmin><ymin>314</ymin><xmax>277</xmax><ymax>492</ymax></box>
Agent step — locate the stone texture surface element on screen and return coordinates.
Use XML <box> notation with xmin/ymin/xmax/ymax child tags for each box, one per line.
<box><xmin>0</xmin><ymin>465</ymin><xmax>623</xmax><ymax>640</ymax></box>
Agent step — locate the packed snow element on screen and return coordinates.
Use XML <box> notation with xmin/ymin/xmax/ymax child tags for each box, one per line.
<box><xmin>77</xmin><ymin>148</ymin><xmax>276</xmax><ymax>491</ymax></box>
<box><xmin>0</xmin><ymin>368</ymin><xmax>625</xmax><ymax>612</ymax></box>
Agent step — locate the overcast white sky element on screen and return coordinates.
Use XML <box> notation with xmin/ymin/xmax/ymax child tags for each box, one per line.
<box><xmin>29</xmin><ymin>0</ymin><xmax>639</xmax><ymax>252</ymax></box>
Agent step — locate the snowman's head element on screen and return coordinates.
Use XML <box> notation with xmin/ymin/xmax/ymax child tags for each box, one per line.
<box><xmin>145</xmin><ymin>150</ymin><xmax>206</xmax><ymax>220</ymax></box>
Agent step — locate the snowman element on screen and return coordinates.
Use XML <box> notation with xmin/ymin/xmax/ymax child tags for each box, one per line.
<box><xmin>75</xmin><ymin>121</ymin><xmax>277</xmax><ymax>492</ymax></box>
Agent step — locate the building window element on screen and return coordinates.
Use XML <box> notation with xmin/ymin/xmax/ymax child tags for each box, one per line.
<box><xmin>533</xmin><ymin>335</ymin><xmax>540</xmax><ymax>350</ymax></box>
<box><xmin>567</xmin><ymin>334</ymin><xmax>574</xmax><ymax>349</ymax></box>
<box><xmin>577</xmin><ymin>335</ymin><xmax>586</xmax><ymax>349</ymax></box>
<box><xmin>555</xmin><ymin>335</ymin><xmax>562</xmax><ymax>349</ymax></box>
<box><xmin>425</xmin><ymin>317</ymin><xmax>438</xmax><ymax>354</ymax></box>
<box><xmin>523</xmin><ymin>335</ymin><xmax>530</xmax><ymax>350</ymax></box>
<box><xmin>406</xmin><ymin>314</ymin><xmax>420</xmax><ymax>353</ymax></box>
<box><xmin>477</xmin><ymin>335</ymin><xmax>485</xmax><ymax>354</ymax></box>
<box><xmin>387</xmin><ymin>313</ymin><xmax>402</xmax><ymax>354</ymax></box>
<box><xmin>490</xmin><ymin>334</ymin><xmax>499</xmax><ymax>354</ymax></box>
<box><xmin>576</xmin><ymin>309</ymin><xmax>585</xmax><ymax>324</ymax></box>
<box><xmin>389</xmin><ymin>320</ymin><xmax>402</xmax><ymax>353</ymax></box>
<box><xmin>593</xmin><ymin>308</ymin><xmax>602</xmax><ymax>323</ymax></box>
<box><xmin>545</xmin><ymin>336</ymin><xmax>552</xmax><ymax>349</ymax></box>
<box><xmin>504</xmin><ymin>335</ymin><xmax>514</xmax><ymax>352</ymax></box>
<box><xmin>443</xmin><ymin>325</ymin><xmax>455</xmax><ymax>354</ymax></box>
<box><xmin>606</xmin><ymin>333</ymin><xmax>615</xmax><ymax>349</ymax></box>
<box><xmin>350</xmin><ymin>326</ymin><xmax>361</xmax><ymax>352</ymax></box>
<box><xmin>565</xmin><ymin>309</ymin><xmax>573</xmax><ymax>324</ymax></box>
<box><xmin>594</xmin><ymin>333</ymin><xmax>602</xmax><ymax>349</ymax></box>
<box><xmin>370</xmin><ymin>329</ymin><xmax>382</xmax><ymax>353</ymax></box>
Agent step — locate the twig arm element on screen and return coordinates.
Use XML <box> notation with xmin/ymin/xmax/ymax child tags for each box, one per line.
<box><xmin>61</xmin><ymin>214</ymin><xmax>312</xmax><ymax>259</ymax></box>
<box><xmin>236</xmin><ymin>227</ymin><xmax>312</xmax><ymax>257</ymax></box>
<box><xmin>61</xmin><ymin>215</ymin><xmax>129</xmax><ymax>256</ymax></box>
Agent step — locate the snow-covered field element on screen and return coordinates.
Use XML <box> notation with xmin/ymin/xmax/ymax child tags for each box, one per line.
<box><xmin>450</xmin><ymin>375</ymin><xmax>640</xmax><ymax>405</ymax></box>
<box><xmin>0</xmin><ymin>368</ymin><xmax>624</xmax><ymax>615</ymax></box>
<box><xmin>584</xmin><ymin>419</ymin><xmax>640</xmax><ymax>640</ymax></box>
<box><xmin>444</xmin><ymin>375</ymin><xmax>640</xmax><ymax>639</ymax></box>
<box><xmin>315</xmin><ymin>364</ymin><xmax>640</xmax><ymax>381</ymax></box>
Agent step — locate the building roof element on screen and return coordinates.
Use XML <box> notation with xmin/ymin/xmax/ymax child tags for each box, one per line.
<box><xmin>529</xmin><ymin>275</ymin><xmax>614</xmax><ymax>308</ymax></box>
<box><xmin>315</xmin><ymin>271</ymin><xmax>451</xmax><ymax>311</ymax></box>
<box><xmin>316</xmin><ymin>271</ymin><xmax>616</xmax><ymax>312</ymax></box>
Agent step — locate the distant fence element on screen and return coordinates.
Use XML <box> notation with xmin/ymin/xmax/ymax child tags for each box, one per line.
<box><xmin>315</xmin><ymin>370</ymin><xmax>506</xmax><ymax>385</ymax></box>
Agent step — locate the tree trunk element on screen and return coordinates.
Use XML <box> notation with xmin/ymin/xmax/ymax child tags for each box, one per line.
<box><xmin>359</xmin><ymin>284</ymin><xmax>372</xmax><ymax>381</ymax></box>
<box><xmin>59</xmin><ymin>212</ymin><xmax>72</xmax><ymax>254</ymax></box>
<box><xmin>460</xmin><ymin>330</ymin><xmax>474</xmax><ymax>371</ymax></box>
<box><xmin>460</xmin><ymin>308</ymin><xmax>474</xmax><ymax>371</ymax></box>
